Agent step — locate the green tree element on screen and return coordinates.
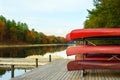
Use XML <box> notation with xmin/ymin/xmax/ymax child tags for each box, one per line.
<box><xmin>84</xmin><ymin>0</ymin><xmax>120</xmax><ymax>45</ymax></box>
<box><xmin>16</xmin><ymin>22</ymin><xmax>24</xmax><ymax>41</ymax></box>
<box><xmin>0</xmin><ymin>15</ymin><xmax>66</xmax><ymax>44</ymax></box>
<box><xmin>0</xmin><ymin>15</ymin><xmax>6</xmax><ymax>23</ymax></box>
<box><xmin>84</xmin><ymin>0</ymin><xmax>120</xmax><ymax>28</ymax></box>
<box><xmin>39</xmin><ymin>32</ymin><xmax>48</xmax><ymax>44</ymax></box>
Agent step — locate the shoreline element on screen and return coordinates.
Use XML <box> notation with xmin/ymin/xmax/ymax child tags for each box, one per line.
<box><xmin>0</xmin><ymin>44</ymin><xmax>68</xmax><ymax>48</ymax></box>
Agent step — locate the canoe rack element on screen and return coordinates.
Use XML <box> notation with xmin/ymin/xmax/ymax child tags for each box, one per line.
<box><xmin>66</xmin><ymin>28</ymin><xmax>120</xmax><ymax>76</ymax></box>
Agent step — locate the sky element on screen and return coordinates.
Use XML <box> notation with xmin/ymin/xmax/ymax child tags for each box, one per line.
<box><xmin>0</xmin><ymin>0</ymin><xmax>94</xmax><ymax>37</ymax></box>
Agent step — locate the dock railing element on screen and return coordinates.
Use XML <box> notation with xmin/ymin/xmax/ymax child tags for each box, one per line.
<box><xmin>10</xmin><ymin>55</ymin><xmax>52</xmax><ymax>78</ymax></box>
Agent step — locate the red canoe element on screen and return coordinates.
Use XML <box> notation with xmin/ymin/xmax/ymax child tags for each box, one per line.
<box><xmin>75</xmin><ymin>54</ymin><xmax>120</xmax><ymax>60</ymax></box>
<box><xmin>66</xmin><ymin>33</ymin><xmax>71</xmax><ymax>41</ymax></box>
<box><xmin>66</xmin><ymin>45</ymin><xmax>120</xmax><ymax>56</ymax></box>
<box><xmin>69</xmin><ymin>28</ymin><xmax>120</xmax><ymax>40</ymax></box>
<box><xmin>67</xmin><ymin>60</ymin><xmax>120</xmax><ymax>70</ymax></box>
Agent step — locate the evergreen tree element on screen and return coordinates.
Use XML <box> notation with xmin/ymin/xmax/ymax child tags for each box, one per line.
<box><xmin>84</xmin><ymin>0</ymin><xmax>120</xmax><ymax>45</ymax></box>
<box><xmin>84</xmin><ymin>0</ymin><xmax>120</xmax><ymax>28</ymax></box>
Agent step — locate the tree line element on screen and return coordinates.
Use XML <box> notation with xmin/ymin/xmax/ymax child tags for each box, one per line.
<box><xmin>84</xmin><ymin>0</ymin><xmax>120</xmax><ymax>45</ymax></box>
<box><xmin>84</xmin><ymin>0</ymin><xmax>120</xmax><ymax>28</ymax></box>
<box><xmin>0</xmin><ymin>15</ymin><xmax>66</xmax><ymax>44</ymax></box>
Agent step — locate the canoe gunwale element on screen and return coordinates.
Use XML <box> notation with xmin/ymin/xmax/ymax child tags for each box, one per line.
<box><xmin>70</xmin><ymin>28</ymin><xmax>120</xmax><ymax>41</ymax></box>
<box><xmin>72</xmin><ymin>36</ymin><xmax>120</xmax><ymax>41</ymax></box>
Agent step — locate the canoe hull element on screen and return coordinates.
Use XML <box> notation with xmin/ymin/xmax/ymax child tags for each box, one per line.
<box><xmin>66</xmin><ymin>46</ymin><xmax>120</xmax><ymax>56</ymax></box>
<box><xmin>70</xmin><ymin>28</ymin><xmax>120</xmax><ymax>40</ymax></box>
<box><xmin>75</xmin><ymin>54</ymin><xmax>120</xmax><ymax>60</ymax></box>
<box><xmin>67</xmin><ymin>60</ymin><xmax>120</xmax><ymax>71</ymax></box>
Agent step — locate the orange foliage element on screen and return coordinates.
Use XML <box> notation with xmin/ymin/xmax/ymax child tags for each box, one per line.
<box><xmin>10</xmin><ymin>27</ymin><xmax>17</xmax><ymax>41</ymax></box>
<box><xmin>0</xmin><ymin>21</ymin><xmax>6</xmax><ymax>41</ymax></box>
<box><xmin>47</xmin><ymin>36</ymin><xmax>55</xmax><ymax>43</ymax></box>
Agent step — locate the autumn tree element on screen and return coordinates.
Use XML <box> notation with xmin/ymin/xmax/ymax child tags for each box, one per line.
<box><xmin>56</xmin><ymin>37</ymin><xmax>66</xmax><ymax>43</ymax></box>
<box><xmin>24</xmin><ymin>30</ymin><xmax>35</xmax><ymax>43</ymax></box>
<box><xmin>39</xmin><ymin>32</ymin><xmax>48</xmax><ymax>44</ymax></box>
<box><xmin>9</xmin><ymin>27</ymin><xmax>17</xmax><ymax>41</ymax></box>
<box><xmin>0</xmin><ymin>21</ymin><xmax>6</xmax><ymax>41</ymax></box>
<box><xmin>0</xmin><ymin>15</ymin><xmax>66</xmax><ymax>44</ymax></box>
<box><xmin>47</xmin><ymin>35</ymin><xmax>56</xmax><ymax>44</ymax></box>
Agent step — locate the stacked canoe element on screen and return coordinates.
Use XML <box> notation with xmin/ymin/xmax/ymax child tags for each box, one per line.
<box><xmin>66</xmin><ymin>28</ymin><xmax>120</xmax><ymax>71</ymax></box>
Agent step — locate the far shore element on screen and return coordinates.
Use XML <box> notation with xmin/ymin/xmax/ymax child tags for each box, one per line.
<box><xmin>0</xmin><ymin>44</ymin><xmax>69</xmax><ymax>48</ymax></box>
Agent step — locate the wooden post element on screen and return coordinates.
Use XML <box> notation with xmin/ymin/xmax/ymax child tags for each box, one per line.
<box><xmin>83</xmin><ymin>39</ymin><xmax>88</xmax><ymax>45</ymax></box>
<box><xmin>83</xmin><ymin>39</ymin><xmax>88</xmax><ymax>59</ymax></box>
<box><xmin>25</xmin><ymin>69</ymin><xmax>26</xmax><ymax>72</ymax></box>
<box><xmin>83</xmin><ymin>39</ymin><xmax>87</xmax><ymax>75</ymax></box>
<box><xmin>36</xmin><ymin>58</ymin><xmax>38</xmax><ymax>67</ymax></box>
<box><xmin>49</xmin><ymin>55</ymin><xmax>51</xmax><ymax>62</ymax></box>
<box><xmin>11</xmin><ymin>64</ymin><xmax>14</xmax><ymax>78</ymax></box>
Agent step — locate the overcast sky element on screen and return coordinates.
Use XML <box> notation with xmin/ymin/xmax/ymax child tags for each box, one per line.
<box><xmin>0</xmin><ymin>0</ymin><xmax>94</xmax><ymax>37</ymax></box>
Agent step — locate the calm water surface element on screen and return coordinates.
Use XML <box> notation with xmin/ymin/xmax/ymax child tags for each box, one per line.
<box><xmin>0</xmin><ymin>45</ymin><xmax>70</xmax><ymax>80</ymax></box>
<box><xmin>0</xmin><ymin>69</ymin><xmax>30</xmax><ymax>80</ymax></box>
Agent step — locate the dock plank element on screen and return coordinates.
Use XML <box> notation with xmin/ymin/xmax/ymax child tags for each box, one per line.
<box><xmin>11</xmin><ymin>59</ymin><xmax>120</xmax><ymax>80</ymax></box>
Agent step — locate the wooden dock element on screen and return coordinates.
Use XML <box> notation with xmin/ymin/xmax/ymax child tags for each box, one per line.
<box><xmin>11</xmin><ymin>59</ymin><xmax>120</xmax><ymax>80</ymax></box>
<box><xmin>0</xmin><ymin>58</ymin><xmax>49</xmax><ymax>69</ymax></box>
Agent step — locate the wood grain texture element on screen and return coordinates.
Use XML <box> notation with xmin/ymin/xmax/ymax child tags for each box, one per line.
<box><xmin>11</xmin><ymin>59</ymin><xmax>120</xmax><ymax>80</ymax></box>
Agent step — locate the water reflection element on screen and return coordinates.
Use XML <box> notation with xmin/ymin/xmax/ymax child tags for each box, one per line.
<box><xmin>0</xmin><ymin>45</ymin><xmax>68</xmax><ymax>79</ymax></box>
<box><xmin>0</xmin><ymin>68</ymin><xmax>30</xmax><ymax>80</ymax></box>
<box><xmin>0</xmin><ymin>68</ymin><xmax>6</xmax><ymax>77</ymax></box>
<box><xmin>0</xmin><ymin>45</ymin><xmax>68</xmax><ymax>58</ymax></box>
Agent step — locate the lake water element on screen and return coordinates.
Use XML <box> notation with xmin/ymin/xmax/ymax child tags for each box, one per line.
<box><xmin>0</xmin><ymin>45</ymin><xmax>74</xmax><ymax>80</ymax></box>
<box><xmin>0</xmin><ymin>69</ymin><xmax>30</xmax><ymax>80</ymax></box>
